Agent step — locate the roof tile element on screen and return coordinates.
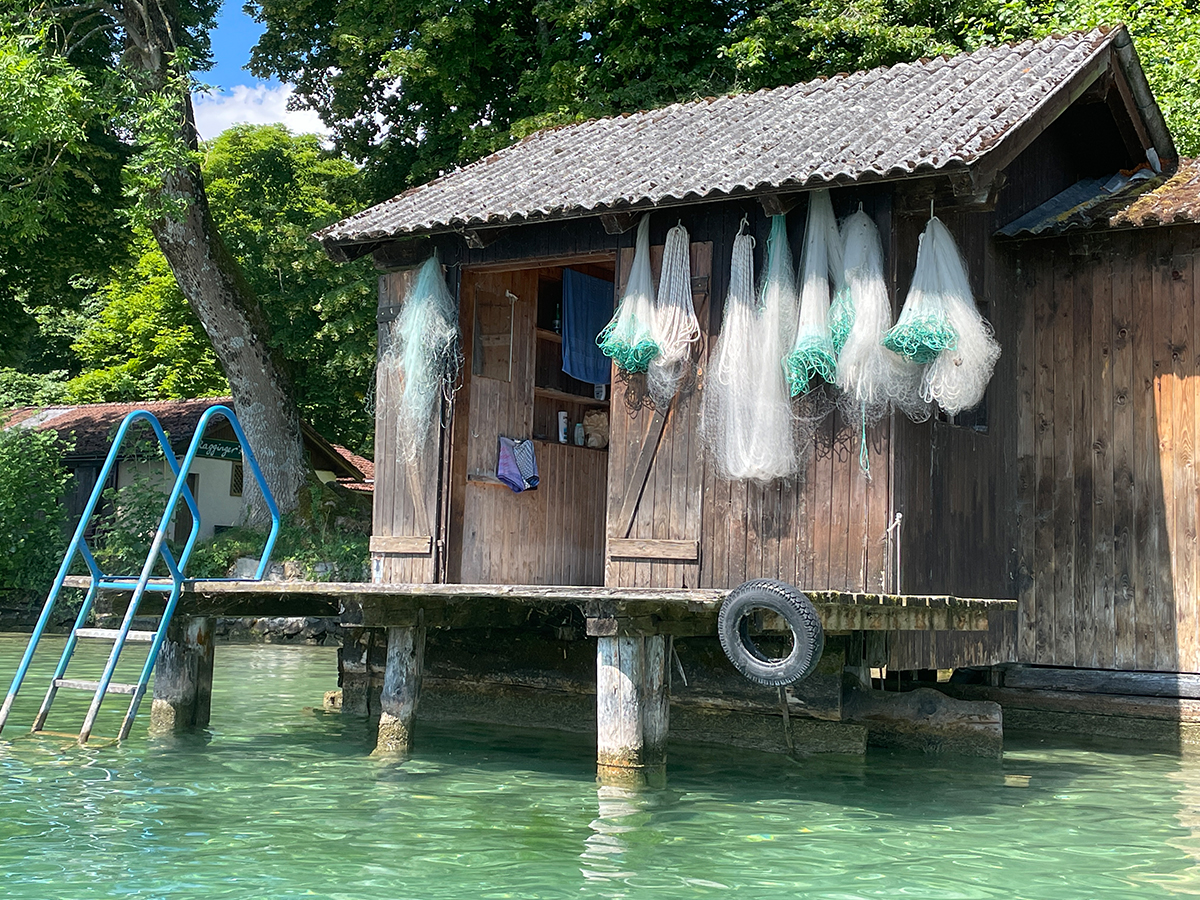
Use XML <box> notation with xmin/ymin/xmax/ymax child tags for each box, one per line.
<box><xmin>319</xmin><ymin>29</ymin><xmax>1118</xmax><ymax>247</ymax></box>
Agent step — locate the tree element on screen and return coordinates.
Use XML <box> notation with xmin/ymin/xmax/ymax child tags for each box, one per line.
<box><xmin>0</xmin><ymin>5</ymin><xmax>306</xmax><ymax>522</ymax></box>
<box><xmin>71</xmin><ymin>125</ymin><xmax>378</xmax><ymax>451</ymax></box>
<box><xmin>250</xmin><ymin>0</ymin><xmax>1200</xmax><ymax>204</ymax></box>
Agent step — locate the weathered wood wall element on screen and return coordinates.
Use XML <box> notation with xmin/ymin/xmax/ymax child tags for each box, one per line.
<box><xmin>603</xmin><ymin>196</ymin><xmax>894</xmax><ymax>592</ymax></box>
<box><xmin>372</xmin><ymin>267</ymin><xmax>441</xmax><ymax>584</ymax></box>
<box><xmin>1013</xmin><ymin>223</ymin><xmax>1200</xmax><ymax>673</ymax></box>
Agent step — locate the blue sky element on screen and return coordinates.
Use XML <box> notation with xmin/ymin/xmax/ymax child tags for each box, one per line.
<box><xmin>193</xmin><ymin>2</ymin><xmax>328</xmax><ymax>141</ymax></box>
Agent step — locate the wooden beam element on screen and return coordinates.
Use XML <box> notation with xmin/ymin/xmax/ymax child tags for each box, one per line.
<box><xmin>149</xmin><ymin>616</ymin><xmax>214</xmax><ymax>734</ymax></box>
<box><xmin>370</xmin><ymin>535</ymin><xmax>434</xmax><ymax>555</ymax></box>
<box><xmin>1000</xmin><ymin>664</ymin><xmax>1200</xmax><ymax>699</ymax></box>
<box><xmin>614</xmin><ymin>405</ymin><xmax>670</xmax><ymax>539</ymax></box>
<box><xmin>608</xmin><ymin>538</ymin><xmax>699</xmax><ymax>562</ymax></box>
<box><xmin>596</xmin><ymin>634</ymin><xmax>670</xmax><ymax>784</ymax></box>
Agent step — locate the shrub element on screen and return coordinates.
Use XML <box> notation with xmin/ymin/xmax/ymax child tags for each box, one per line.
<box><xmin>0</xmin><ymin>428</ymin><xmax>71</xmax><ymax>592</ymax></box>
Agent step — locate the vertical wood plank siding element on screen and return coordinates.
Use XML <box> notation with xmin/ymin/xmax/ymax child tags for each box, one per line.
<box><xmin>1013</xmin><ymin>224</ymin><xmax>1200</xmax><ymax>673</ymax></box>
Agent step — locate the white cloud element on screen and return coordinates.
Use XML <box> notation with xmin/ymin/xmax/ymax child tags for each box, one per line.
<box><xmin>192</xmin><ymin>84</ymin><xmax>331</xmax><ymax>142</ymax></box>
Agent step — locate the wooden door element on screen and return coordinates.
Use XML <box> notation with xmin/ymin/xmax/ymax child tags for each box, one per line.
<box><xmin>605</xmin><ymin>242</ymin><xmax>713</xmax><ymax>588</ymax></box>
<box><xmin>448</xmin><ymin>268</ymin><xmax>537</xmax><ymax>583</ymax></box>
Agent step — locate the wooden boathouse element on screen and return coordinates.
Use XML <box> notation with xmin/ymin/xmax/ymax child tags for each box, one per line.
<box><xmin>51</xmin><ymin>25</ymin><xmax>1200</xmax><ymax>768</ymax></box>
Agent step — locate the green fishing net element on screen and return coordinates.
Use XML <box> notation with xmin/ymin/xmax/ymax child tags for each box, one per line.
<box><xmin>784</xmin><ymin>192</ymin><xmax>841</xmax><ymax>397</ymax></box>
<box><xmin>598</xmin><ymin>215</ymin><xmax>659</xmax><ymax>374</ymax></box>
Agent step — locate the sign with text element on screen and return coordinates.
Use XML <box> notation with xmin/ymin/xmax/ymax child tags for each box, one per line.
<box><xmin>195</xmin><ymin>439</ymin><xmax>242</xmax><ymax>461</ymax></box>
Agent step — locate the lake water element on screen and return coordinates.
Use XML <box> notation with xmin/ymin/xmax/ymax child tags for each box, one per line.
<box><xmin>2</xmin><ymin>633</ymin><xmax>1200</xmax><ymax>899</ymax></box>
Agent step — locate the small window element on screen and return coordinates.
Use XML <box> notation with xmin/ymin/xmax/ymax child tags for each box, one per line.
<box><xmin>230</xmin><ymin>462</ymin><xmax>244</xmax><ymax>497</ymax></box>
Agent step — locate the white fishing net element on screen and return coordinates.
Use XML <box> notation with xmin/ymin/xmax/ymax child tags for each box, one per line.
<box><xmin>700</xmin><ymin>219</ymin><xmax>798</xmax><ymax>483</ymax></box>
<box><xmin>380</xmin><ymin>255</ymin><xmax>463</xmax><ymax>462</ymax></box>
<box><xmin>785</xmin><ymin>192</ymin><xmax>841</xmax><ymax>396</ymax></box>
<box><xmin>886</xmin><ymin>217</ymin><xmax>1000</xmax><ymax>415</ymax></box>
<box><xmin>836</xmin><ymin>209</ymin><xmax>927</xmax><ymax>428</ymax></box>
<box><xmin>647</xmin><ymin>221</ymin><xmax>700</xmax><ymax>408</ymax></box>
<box><xmin>598</xmin><ymin>215</ymin><xmax>658</xmax><ymax>374</ymax></box>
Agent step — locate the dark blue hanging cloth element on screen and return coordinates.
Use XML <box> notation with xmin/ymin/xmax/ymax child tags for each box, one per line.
<box><xmin>562</xmin><ymin>268</ymin><xmax>614</xmax><ymax>385</ymax></box>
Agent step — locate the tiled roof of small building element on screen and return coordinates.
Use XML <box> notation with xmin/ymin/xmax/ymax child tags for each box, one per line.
<box><xmin>1110</xmin><ymin>157</ymin><xmax>1200</xmax><ymax>227</ymax></box>
<box><xmin>319</xmin><ymin>27</ymin><xmax>1126</xmax><ymax>251</ymax></box>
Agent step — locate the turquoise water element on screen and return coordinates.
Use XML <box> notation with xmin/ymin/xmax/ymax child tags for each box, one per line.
<box><xmin>3</xmin><ymin>635</ymin><xmax>1200</xmax><ymax>899</ymax></box>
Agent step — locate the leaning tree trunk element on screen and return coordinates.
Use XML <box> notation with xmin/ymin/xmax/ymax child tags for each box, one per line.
<box><xmin>116</xmin><ymin>8</ymin><xmax>307</xmax><ymax>522</ymax></box>
<box><xmin>151</xmin><ymin>158</ymin><xmax>308</xmax><ymax>523</ymax></box>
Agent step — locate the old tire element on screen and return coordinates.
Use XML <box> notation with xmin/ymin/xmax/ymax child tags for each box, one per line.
<box><xmin>717</xmin><ymin>580</ymin><xmax>824</xmax><ymax>687</ymax></box>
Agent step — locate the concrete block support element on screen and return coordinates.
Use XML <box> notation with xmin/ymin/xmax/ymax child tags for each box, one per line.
<box><xmin>149</xmin><ymin>616</ymin><xmax>214</xmax><ymax>734</ymax></box>
<box><xmin>596</xmin><ymin>634</ymin><xmax>671</xmax><ymax>785</ymax></box>
<box><xmin>374</xmin><ymin>623</ymin><xmax>426</xmax><ymax>755</ymax></box>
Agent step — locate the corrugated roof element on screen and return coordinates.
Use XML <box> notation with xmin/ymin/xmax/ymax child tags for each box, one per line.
<box><xmin>997</xmin><ymin>157</ymin><xmax>1200</xmax><ymax>237</ymax></box>
<box><xmin>319</xmin><ymin>28</ymin><xmax>1123</xmax><ymax>250</ymax></box>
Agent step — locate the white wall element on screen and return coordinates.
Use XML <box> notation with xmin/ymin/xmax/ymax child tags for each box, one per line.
<box><xmin>116</xmin><ymin>456</ymin><xmax>245</xmax><ymax>542</ymax></box>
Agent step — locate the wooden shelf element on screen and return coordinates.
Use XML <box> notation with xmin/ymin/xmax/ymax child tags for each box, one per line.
<box><xmin>534</xmin><ymin>437</ymin><xmax>608</xmax><ymax>452</ymax></box>
<box><xmin>534</xmin><ymin>386</ymin><xmax>609</xmax><ymax>407</ymax></box>
<box><xmin>535</xmin><ymin>328</ymin><xmax>563</xmax><ymax>343</ymax></box>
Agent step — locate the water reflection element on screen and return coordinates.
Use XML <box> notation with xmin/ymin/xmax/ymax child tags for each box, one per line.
<box><xmin>580</xmin><ymin>784</ymin><xmax>661</xmax><ymax>892</ymax></box>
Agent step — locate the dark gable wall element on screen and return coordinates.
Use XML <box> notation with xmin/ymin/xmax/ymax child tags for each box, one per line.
<box><xmin>889</xmin><ymin>95</ymin><xmax>1144</xmax><ymax>669</ymax></box>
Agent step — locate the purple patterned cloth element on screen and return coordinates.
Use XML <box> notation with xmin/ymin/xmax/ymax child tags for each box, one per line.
<box><xmin>497</xmin><ymin>437</ymin><xmax>539</xmax><ymax>492</ymax></box>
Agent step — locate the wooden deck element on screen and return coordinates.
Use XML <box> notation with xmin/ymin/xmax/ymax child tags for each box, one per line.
<box><xmin>63</xmin><ymin>577</ymin><xmax>1015</xmax><ymax>637</ymax></box>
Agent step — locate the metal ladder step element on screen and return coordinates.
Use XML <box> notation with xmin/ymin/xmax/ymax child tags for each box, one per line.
<box><xmin>75</xmin><ymin>628</ymin><xmax>156</xmax><ymax>643</ymax></box>
<box><xmin>52</xmin><ymin>678</ymin><xmax>139</xmax><ymax>695</ymax></box>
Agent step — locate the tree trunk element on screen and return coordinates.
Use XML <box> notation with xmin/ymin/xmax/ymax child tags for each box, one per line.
<box><xmin>119</xmin><ymin>8</ymin><xmax>307</xmax><ymax>522</ymax></box>
<box><xmin>151</xmin><ymin>158</ymin><xmax>307</xmax><ymax>523</ymax></box>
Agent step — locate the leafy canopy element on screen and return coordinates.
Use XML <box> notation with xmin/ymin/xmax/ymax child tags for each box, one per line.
<box><xmin>71</xmin><ymin>124</ymin><xmax>377</xmax><ymax>451</ymax></box>
<box><xmin>250</xmin><ymin>0</ymin><xmax>1200</xmax><ymax>205</ymax></box>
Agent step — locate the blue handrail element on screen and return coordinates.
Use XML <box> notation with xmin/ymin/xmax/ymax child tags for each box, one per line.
<box><xmin>0</xmin><ymin>403</ymin><xmax>281</xmax><ymax>743</ymax></box>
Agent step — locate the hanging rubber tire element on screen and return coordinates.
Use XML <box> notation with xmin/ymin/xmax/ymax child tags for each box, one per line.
<box><xmin>717</xmin><ymin>580</ymin><xmax>825</xmax><ymax>687</ymax></box>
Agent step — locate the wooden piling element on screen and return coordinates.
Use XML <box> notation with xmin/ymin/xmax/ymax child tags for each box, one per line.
<box><xmin>596</xmin><ymin>634</ymin><xmax>671</xmax><ymax>785</ymax></box>
<box><xmin>149</xmin><ymin>616</ymin><xmax>214</xmax><ymax>734</ymax></box>
<box><xmin>374</xmin><ymin>622</ymin><xmax>426</xmax><ymax>755</ymax></box>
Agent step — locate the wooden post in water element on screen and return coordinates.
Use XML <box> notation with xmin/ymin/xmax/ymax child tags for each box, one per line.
<box><xmin>374</xmin><ymin>621</ymin><xmax>426</xmax><ymax>755</ymax></box>
<box><xmin>596</xmin><ymin>634</ymin><xmax>671</xmax><ymax>785</ymax></box>
<box><xmin>149</xmin><ymin>616</ymin><xmax>214</xmax><ymax>733</ymax></box>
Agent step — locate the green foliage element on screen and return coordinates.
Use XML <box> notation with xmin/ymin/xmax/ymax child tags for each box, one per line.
<box><xmin>186</xmin><ymin>519</ymin><xmax>370</xmax><ymax>582</ymax></box>
<box><xmin>202</xmin><ymin>125</ymin><xmax>377</xmax><ymax>451</ymax></box>
<box><xmin>0</xmin><ymin>426</ymin><xmax>71</xmax><ymax>591</ymax></box>
<box><xmin>90</xmin><ymin>462</ymin><xmax>174</xmax><ymax>575</ymax></box>
<box><xmin>252</xmin><ymin>0</ymin><xmax>1200</xmax><ymax>196</ymax></box>
<box><xmin>0</xmin><ymin>367</ymin><xmax>69</xmax><ymax>406</ymax></box>
<box><xmin>66</xmin><ymin>233</ymin><xmax>227</xmax><ymax>402</ymax></box>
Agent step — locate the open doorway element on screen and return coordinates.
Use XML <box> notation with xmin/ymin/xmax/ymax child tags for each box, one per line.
<box><xmin>447</xmin><ymin>257</ymin><xmax>616</xmax><ymax>586</ymax></box>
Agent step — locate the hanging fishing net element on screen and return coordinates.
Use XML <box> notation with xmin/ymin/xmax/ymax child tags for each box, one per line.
<box><xmin>905</xmin><ymin>217</ymin><xmax>1001</xmax><ymax>415</ymax></box>
<box><xmin>883</xmin><ymin>218</ymin><xmax>960</xmax><ymax>365</ymax></box>
<box><xmin>836</xmin><ymin>209</ymin><xmax>927</xmax><ymax>426</ymax></box>
<box><xmin>700</xmin><ymin>219</ymin><xmax>798</xmax><ymax>483</ymax></box>
<box><xmin>647</xmin><ymin>221</ymin><xmax>701</xmax><ymax>408</ymax></box>
<box><xmin>784</xmin><ymin>194</ymin><xmax>841</xmax><ymax>396</ymax></box>
<box><xmin>380</xmin><ymin>255</ymin><xmax>463</xmax><ymax>462</ymax></box>
<box><xmin>598</xmin><ymin>215</ymin><xmax>659</xmax><ymax>374</ymax></box>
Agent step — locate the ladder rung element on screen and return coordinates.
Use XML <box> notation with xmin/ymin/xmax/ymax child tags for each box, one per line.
<box><xmin>96</xmin><ymin>580</ymin><xmax>177</xmax><ymax>592</ymax></box>
<box><xmin>75</xmin><ymin>628</ymin><xmax>156</xmax><ymax>643</ymax></box>
<box><xmin>53</xmin><ymin>678</ymin><xmax>139</xmax><ymax>695</ymax></box>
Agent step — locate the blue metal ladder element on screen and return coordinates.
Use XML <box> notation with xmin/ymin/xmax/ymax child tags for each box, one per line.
<box><xmin>0</xmin><ymin>405</ymin><xmax>280</xmax><ymax>744</ymax></box>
